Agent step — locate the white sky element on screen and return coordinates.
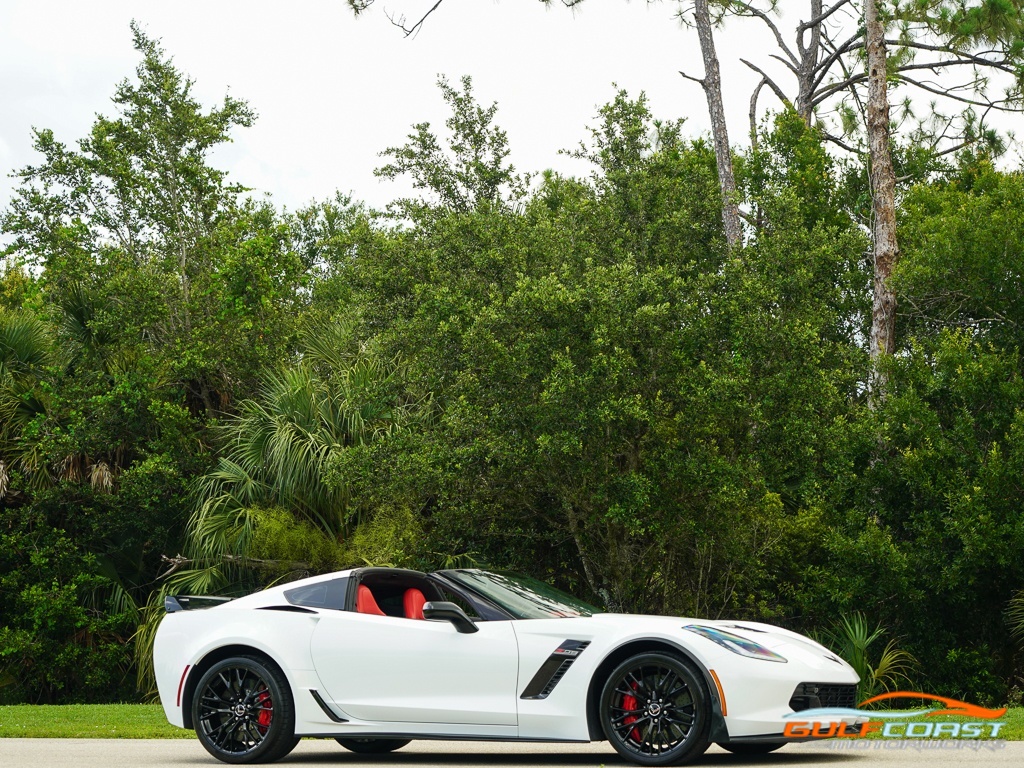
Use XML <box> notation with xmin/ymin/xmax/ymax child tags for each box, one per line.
<box><xmin>0</xmin><ymin>0</ymin><xmax>779</xmax><ymax>214</ymax></box>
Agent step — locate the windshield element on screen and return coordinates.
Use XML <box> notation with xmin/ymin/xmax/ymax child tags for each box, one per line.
<box><xmin>442</xmin><ymin>570</ymin><xmax>599</xmax><ymax>619</ymax></box>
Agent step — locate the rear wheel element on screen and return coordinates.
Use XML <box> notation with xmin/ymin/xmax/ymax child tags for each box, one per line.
<box><xmin>192</xmin><ymin>655</ymin><xmax>299</xmax><ymax>764</ymax></box>
<box><xmin>599</xmin><ymin>652</ymin><xmax>711</xmax><ymax>766</ymax></box>
<box><xmin>718</xmin><ymin>741</ymin><xmax>787</xmax><ymax>755</ymax></box>
<box><xmin>335</xmin><ymin>738</ymin><xmax>411</xmax><ymax>754</ymax></box>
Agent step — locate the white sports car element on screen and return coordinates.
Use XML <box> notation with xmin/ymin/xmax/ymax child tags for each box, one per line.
<box><xmin>154</xmin><ymin>567</ymin><xmax>859</xmax><ymax>765</ymax></box>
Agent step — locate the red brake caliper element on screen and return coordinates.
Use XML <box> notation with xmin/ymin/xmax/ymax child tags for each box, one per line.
<box><xmin>256</xmin><ymin>690</ymin><xmax>273</xmax><ymax>733</ymax></box>
<box><xmin>622</xmin><ymin>681</ymin><xmax>641</xmax><ymax>742</ymax></box>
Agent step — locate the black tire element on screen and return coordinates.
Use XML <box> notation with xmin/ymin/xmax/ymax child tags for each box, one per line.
<box><xmin>335</xmin><ymin>738</ymin><xmax>412</xmax><ymax>754</ymax></box>
<box><xmin>599</xmin><ymin>652</ymin><xmax>711</xmax><ymax>766</ymax></box>
<box><xmin>192</xmin><ymin>655</ymin><xmax>299</xmax><ymax>764</ymax></box>
<box><xmin>717</xmin><ymin>741</ymin><xmax>787</xmax><ymax>756</ymax></box>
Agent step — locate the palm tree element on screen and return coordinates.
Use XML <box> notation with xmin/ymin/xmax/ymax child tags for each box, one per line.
<box><xmin>824</xmin><ymin>612</ymin><xmax>916</xmax><ymax>701</ymax></box>
<box><xmin>136</xmin><ymin>322</ymin><xmax>426</xmax><ymax>694</ymax></box>
<box><xmin>0</xmin><ymin>310</ymin><xmax>52</xmax><ymax>499</ymax></box>
<box><xmin>190</xmin><ymin>322</ymin><xmax>419</xmax><ymax>552</ymax></box>
<box><xmin>1007</xmin><ymin>592</ymin><xmax>1024</xmax><ymax>645</ymax></box>
<box><xmin>1</xmin><ymin>285</ymin><xmax>160</xmax><ymax>498</ymax></box>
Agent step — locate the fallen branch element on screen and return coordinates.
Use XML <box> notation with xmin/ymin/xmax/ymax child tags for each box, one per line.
<box><xmin>159</xmin><ymin>553</ymin><xmax>313</xmax><ymax>577</ymax></box>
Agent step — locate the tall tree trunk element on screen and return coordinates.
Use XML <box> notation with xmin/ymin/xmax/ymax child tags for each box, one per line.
<box><xmin>796</xmin><ymin>0</ymin><xmax>823</xmax><ymax>123</ymax></box>
<box><xmin>691</xmin><ymin>0</ymin><xmax>743</xmax><ymax>249</ymax></box>
<box><xmin>865</xmin><ymin>0</ymin><xmax>899</xmax><ymax>398</ymax></box>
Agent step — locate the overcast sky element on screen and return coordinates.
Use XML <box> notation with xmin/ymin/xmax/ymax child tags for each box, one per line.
<box><xmin>0</xmin><ymin>0</ymin><xmax>787</xmax><ymax>215</ymax></box>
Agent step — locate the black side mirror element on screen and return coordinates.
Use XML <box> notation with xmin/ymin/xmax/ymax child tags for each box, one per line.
<box><xmin>422</xmin><ymin>601</ymin><xmax>479</xmax><ymax>634</ymax></box>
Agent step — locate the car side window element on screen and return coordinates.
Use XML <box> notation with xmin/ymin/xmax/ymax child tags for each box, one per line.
<box><xmin>285</xmin><ymin>577</ymin><xmax>349</xmax><ymax>610</ymax></box>
<box><xmin>435</xmin><ymin>587</ymin><xmax>480</xmax><ymax>619</ymax></box>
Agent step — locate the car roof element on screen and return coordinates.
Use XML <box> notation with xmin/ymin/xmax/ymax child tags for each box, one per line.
<box><xmin>228</xmin><ymin>566</ymin><xmax>445</xmax><ymax>608</ymax></box>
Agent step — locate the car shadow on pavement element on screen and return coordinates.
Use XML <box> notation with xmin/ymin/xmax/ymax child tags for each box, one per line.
<box><xmin>264</xmin><ymin>746</ymin><xmax>862</xmax><ymax>766</ymax></box>
<box><xmin>702</xmin><ymin>754</ymin><xmax>861</xmax><ymax>765</ymax></box>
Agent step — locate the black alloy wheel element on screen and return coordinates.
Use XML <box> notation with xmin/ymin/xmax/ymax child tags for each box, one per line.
<box><xmin>599</xmin><ymin>652</ymin><xmax>711</xmax><ymax>766</ymax></box>
<box><xmin>192</xmin><ymin>655</ymin><xmax>299</xmax><ymax>764</ymax></box>
<box><xmin>718</xmin><ymin>741</ymin><xmax>787</xmax><ymax>755</ymax></box>
<box><xmin>336</xmin><ymin>738</ymin><xmax>412</xmax><ymax>754</ymax></box>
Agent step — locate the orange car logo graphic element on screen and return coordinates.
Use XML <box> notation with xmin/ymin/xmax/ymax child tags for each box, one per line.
<box><xmin>860</xmin><ymin>692</ymin><xmax>1006</xmax><ymax>720</ymax></box>
<box><xmin>782</xmin><ymin>690</ymin><xmax>1008</xmax><ymax>739</ymax></box>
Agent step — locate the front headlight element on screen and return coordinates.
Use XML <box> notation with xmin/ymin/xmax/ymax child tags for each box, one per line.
<box><xmin>683</xmin><ymin>624</ymin><xmax>788</xmax><ymax>663</ymax></box>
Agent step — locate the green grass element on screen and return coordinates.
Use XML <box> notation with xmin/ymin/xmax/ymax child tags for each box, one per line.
<box><xmin>854</xmin><ymin>706</ymin><xmax>1024</xmax><ymax>741</ymax></box>
<box><xmin>0</xmin><ymin>704</ymin><xmax>192</xmax><ymax>738</ymax></box>
<box><xmin>990</xmin><ymin>707</ymin><xmax>1024</xmax><ymax>739</ymax></box>
<box><xmin>1</xmin><ymin>704</ymin><xmax>1023</xmax><ymax>740</ymax></box>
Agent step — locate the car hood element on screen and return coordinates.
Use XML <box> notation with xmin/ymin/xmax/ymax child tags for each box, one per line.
<box><xmin>578</xmin><ymin>613</ymin><xmax>854</xmax><ymax>674</ymax></box>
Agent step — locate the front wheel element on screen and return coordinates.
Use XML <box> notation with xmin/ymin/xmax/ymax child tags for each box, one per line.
<box><xmin>599</xmin><ymin>652</ymin><xmax>711</xmax><ymax>766</ymax></box>
<box><xmin>336</xmin><ymin>738</ymin><xmax>411</xmax><ymax>754</ymax></box>
<box><xmin>192</xmin><ymin>655</ymin><xmax>299</xmax><ymax>764</ymax></box>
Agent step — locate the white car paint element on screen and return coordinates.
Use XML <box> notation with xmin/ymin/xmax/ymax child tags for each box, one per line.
<box><xmin>310</xmin><ymin>611</ymin><xmax>520</xmax><ymax>725</ymax></box>
<box><xmin>154</xmin><ymin>568</ymin><xmax>859</xmax><ymax>750</ymax></box>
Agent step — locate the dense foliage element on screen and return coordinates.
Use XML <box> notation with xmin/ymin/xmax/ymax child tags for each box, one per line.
<box><xmin>3</xmin><ymin>32</ymin><xmax>1024</xmax><ymax>706</ymax></box>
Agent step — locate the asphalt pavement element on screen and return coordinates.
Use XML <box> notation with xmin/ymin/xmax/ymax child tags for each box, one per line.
<box><xmin>1</xmin><ymin>739</ymin><xmax>1020</xmax><ymax>768</ymax></box>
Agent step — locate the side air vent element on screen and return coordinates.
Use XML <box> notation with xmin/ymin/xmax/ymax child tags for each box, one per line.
<box><xmin>539</xmin><ymin>659</ymin><xmax>574</xmax><ymax>697</ymax></box>
<box><xmin>521</xmin><ymin>640</ymin><xmax>591</xmax><ymax>699</ymax></box>
<box><xmin>310</xmin><ymin>689</ymin><xmax>347</xmax><ymax>722</ymax></box>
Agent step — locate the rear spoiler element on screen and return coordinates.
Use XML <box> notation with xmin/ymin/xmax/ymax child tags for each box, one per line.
<box><xmin>165</xmin><ymin>595</ymin><xmax>235</xmax><ymax>613</ymax></box>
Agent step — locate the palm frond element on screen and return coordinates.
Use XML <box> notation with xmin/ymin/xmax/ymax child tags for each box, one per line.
<box><xmin>56</xmin><ymin>282</ymin><xmax>112</xmax><ymax>357</ymax></box>
<box><xmin>134</xmin><ymin>565</ymin><xmax>235</xmax><ymax>697</ymax></box>
<box><xmin>0</xmin><ymin>311</ymin><xmax>51</xmax><ymax>439</ymax></box>
<box><xmin>824</xmin><ymin>611</ymin><xmax>916</xmax><ymax>700</ymax></box>
<box><xmin>1006</xmin><ymin>591</ymin><xmax>1024</xmax><ymax>642</ymax></box>
<box><xmin>299</xmin><ymin>316</ymin><xmax>359</xmax><ymax>374</ymax></box>
<box><xmin>0</xmin><ymin>310</ymin><xmax>51</xmax><ymax>373</ymax></box>
<box><xmin>871</xmin><ymin>638</ymin><xmax>917</xmax><ymax>694</ymax></box>
<box><xmin>175</xmin><ymin>322</ymin><xmax>426</xmax><ymax>639</ymax></box>
<box><xmin>187</xmin><ymin>493</ymin><xmax>262</xmax><ymax>561</ymax></box>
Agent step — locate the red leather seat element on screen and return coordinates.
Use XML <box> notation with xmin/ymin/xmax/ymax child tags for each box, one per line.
<box><xmin>356</xmin><ymin>584</ymin><xmax>385</xmax><ymax>616</ymax></box>
<box><xmin>404</xmin><ymin>588</ymin><xmax>427</xmax><ymax>620</ymax></box>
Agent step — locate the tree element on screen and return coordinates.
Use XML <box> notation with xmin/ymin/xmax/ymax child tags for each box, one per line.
<box><xmin>376</xmin><ymin>75</ymin><xmax>529</xmax><ymax>216</ymax></box>
<box><xmin>347</xmin><ymin>1</ymin><xmax>745</xmax><ymax>248</ymax></box>
<box><xmin>0</xmin><ymin>25</ymin><xmax>303</xmax><ymax>702</ymax></box>
<box><xmin>1</xmin><ymin>23</ymin><xmax>303</xmax><ymax>416</ymax></box>
<box><xmin>681</xmin><ymin>0</ymin><xmax>745</xmax><ymax>247</ymax></box>
<box><xmin>865</xmin><ymin>0</ymin><xmax>900</xmax><ymax>389</ymax></box>
<box><xmin>347</xmin><ymin>2</ymin><xmax>1024</xmax><ymax>370</ymax></box>
<box><xmin>720</xmin><ymin>0</ymin><xmax>1024</xmax><ymax>390</ymax></box>
<box><xmin>0</xmin><ymin>310</ymin><xmax>51</xmax><ymax>500</ymax></box>
<box><xmin>728</xmin><ymin>1</ymin><xmax>1023</xmax><ymax>150</ymax></box>
<box><xmin>0</xmin><ymin>506</ymin><xmax>138</xmax><ymax>703</ymax></box>
<box><xmin>341</xmin><ymin>85</ymin><xmax>867</xmax><ymax>615</ymax></box>
<box><xmin>896</xmin><ymin>156</ymin><xmax>1024</xmax><ymax>346</ymax></box>
<box><xmin>184</xmin><ymin>320</ymin><xmax>423</xmax><ymax>574</ymax></box>
<box><xmin>842</xmin><ymin>330</ymin><xmax>1024</xmax><ymax>702</ymax></box>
